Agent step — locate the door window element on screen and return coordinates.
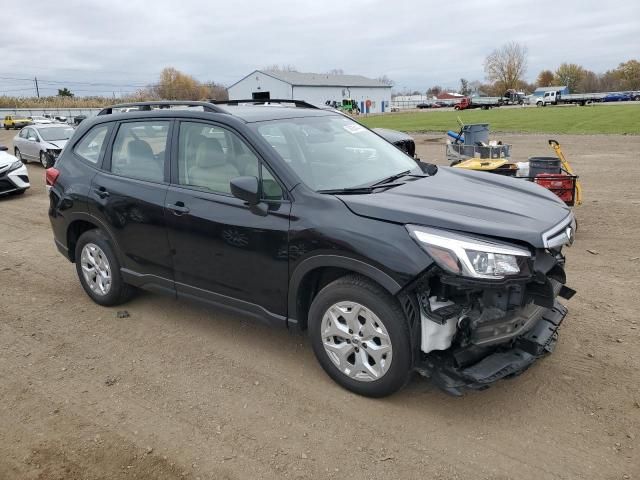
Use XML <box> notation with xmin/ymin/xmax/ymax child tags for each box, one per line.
<box><xmin>26</xmin><ymin>128</ymin><xmax>38</xmax><ymax>140</ymax></box>
<box><xmin>19</xmin><ymin>128</ymin><xmax>28</xmax><ymax>139</ymax></box>
<box><xmin>74</xmin><ymin>124</ymin><xmax>110</xmax><ymax>164</ymax></box>
<box><xmin>177</xmin><ymin>122</ymin><xmax>259</xmax><ymax>195</ymax></box>
<box><xmin>111</xmin><ymin>121</ymin><xmax>169</xmax><ymax>182</ymax></box>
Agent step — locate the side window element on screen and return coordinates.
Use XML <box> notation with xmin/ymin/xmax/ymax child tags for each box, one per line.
<box><xmin>261</xmin><ymin>165</ymin><xmax>283</xmax><ymax>200</ymax></box>
<box><xmin>74</xmin><ymin>124</ymin><xmax>110</xmax><ymax>164</ymax></box>
<box><xmin>177</xmin><ymin>122</ymin><xmax>259</xmax><ymax>195</ymax></box>
<box><xmin>110</xmin><ymin>121</ymin><xmax>169</xmax><ymax>183</ymax></box>
<box><xmin>19</xmin><ymin>128</ymin><xmax>28</xmax><ymax>139</ymax></box>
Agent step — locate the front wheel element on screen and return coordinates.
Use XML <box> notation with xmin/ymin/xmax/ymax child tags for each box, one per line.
<box><xmin>308</xmin><ymin>275</ymin><xmax>412</xmax><ymax>397</ymax></box>
<box><xmin>40</xmin><ymin>151</ymin><xmax>51</xmax><ymax>168</ymax></box>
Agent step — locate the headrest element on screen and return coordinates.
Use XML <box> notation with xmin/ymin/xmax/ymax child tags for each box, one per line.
<box><xmin>127</xmin><ymin>139</ymin><xmax>154</xmax><ymax>161</ymax></box>
<box><xmin>195</xmin><ymin>138</ymin><xmax>225</xmax><ymax>168</ymax></box>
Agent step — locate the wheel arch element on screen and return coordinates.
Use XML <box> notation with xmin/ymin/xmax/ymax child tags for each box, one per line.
<box><xmin>288</xmin><ymin>255</ymin><xmax>402</xmax><ymax>329</ymax></box>
<box><xmin>64</xmin><ymin>213</ymin><xmax>122</xmax><ymax>264</ymax></box>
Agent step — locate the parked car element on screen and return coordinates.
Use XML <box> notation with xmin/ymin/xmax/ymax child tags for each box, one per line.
<box><xmin>0</xmin><ymin>145</ymin><xmax>30</xmax><ymax>195</ymax></box>
<box><xmin>28</xmin><ymin>115</ymin><xmax>55</xmax><ymax>125</ymax></box>
<box><xmin>603</xmin><ymin>92</ymin><xmax>631</xmax><ymax>102</ymax></box>
<box><xmin>416</xmin><ymin>103</ymin><xmax>432</xmax><ymax>109</ymax></box>
<box><xmin>13</xmin><ymin>124</ymin><xmax>75</xmax><ymax>168</ymax></box>
<box><xmin>46</xmin><ymin>100</ymin><xmax>576</xmax><ymax>397</ymax></box>
<box><xmin>3</xmin><ymin>114</ymin><xmax>32</xmax><ymax>130</ymax></box>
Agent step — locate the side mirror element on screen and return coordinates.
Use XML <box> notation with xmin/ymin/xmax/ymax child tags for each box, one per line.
<box><xmin>230</xmin><ymin>176</ymin><xmax>260</xmax><ymax>205</ymax></box>
<box><xmin>0</xmin><ymin>145</ymin><xmax>8</xmax><ymax>151</ymax></box>
<box><xmin>28</xmin><ymin>137</ymin><xmax>37</xmax><ymax>142</ymax></box>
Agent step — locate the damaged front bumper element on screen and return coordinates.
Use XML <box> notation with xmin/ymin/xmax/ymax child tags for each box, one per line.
<box><xmin>410</xmin><ymin>248</ymin><xmax>575</xmax><ymax>396</ymax></box>
<box><xmin>416</xmin><ymin>301</ymin><xmax>567</xmax><ymax>396</ymax></box>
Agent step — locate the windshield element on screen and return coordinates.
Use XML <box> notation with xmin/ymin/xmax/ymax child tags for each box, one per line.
<box><xmin>252</xmin><ymin>115</ymin><xmax>420</xmax><ymax>191</ymax></box>
<box><xmin>38</xmin><ymin>126</ymin><xmax>74</xmax><ymax>141</ymax></box>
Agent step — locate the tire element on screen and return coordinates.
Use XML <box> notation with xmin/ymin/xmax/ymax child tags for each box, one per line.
<box><xmin>74</xmin><ymin>229</ymin><xmax>134</xmax><ymax>306</ymax></box>
<box><xmin>4</xmin><ymin>125</ymin><xmax>8</xmax><ymax>130</ymax></box>
<box><xmin>40</xmin><ymin>151</ymin><xmax>50</xmax><ymax>168</ymax></box>
<box><xmin>14</xmin><ymin>148</ymin><xmax>25</xmax><ymax>163</ymax></box>
<box><xmin>308</xmin><ymin>274</ymin><xmax>412</xmax><ymax>397</ymax></box>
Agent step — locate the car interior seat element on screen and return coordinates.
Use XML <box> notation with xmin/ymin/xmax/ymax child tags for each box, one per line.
<box><xmin>188</xmin><ymin>138</ymin><xmax>239</xmax><ymax>193</ymax></box>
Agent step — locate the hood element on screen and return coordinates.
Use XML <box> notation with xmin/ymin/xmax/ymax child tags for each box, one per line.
<box><xmin>45</xmin><ymin>139</ymin><xmax>68</xmax><ymax>150</ymax></box>
<box><xmin>0</xmin><ymin>150</ymin><xmax>18</xmax><ymax>168</ymax></box>
<box><xmin>373</xmin><ymin>128</ymin><xmax>414</xmax><ymax>143</ymax></box>
<box><xmin>338</xmin><ymin>166</ymin><xmax>571</xmax><ymax>248</ymax></box>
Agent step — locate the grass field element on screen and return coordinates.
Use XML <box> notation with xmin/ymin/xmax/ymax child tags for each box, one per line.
<box><xmin>359</xmin><ymin>104</ymin><xmax>640</xmax><ymax>135</ymax></box>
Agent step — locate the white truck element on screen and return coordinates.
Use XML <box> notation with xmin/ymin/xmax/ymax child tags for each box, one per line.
<box><xmin>533</xmin><ymin>90</ymin><xmax>606</xmax><ymax>106</ymax></box>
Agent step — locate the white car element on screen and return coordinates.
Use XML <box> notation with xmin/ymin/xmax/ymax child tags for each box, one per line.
<box><xmin>0</xmin><ymin>146</ymin><xmax>30</xmax><ymax>196</ymax></box>
<box><xmin>13</xmin><ymin>124</ymin><xmax>75</xmax><ymax>168</ymax></box>
<box><xmin>28</xmin><ymin>115</ymin><xmax>54</xmax><ymax>124</ymax></box>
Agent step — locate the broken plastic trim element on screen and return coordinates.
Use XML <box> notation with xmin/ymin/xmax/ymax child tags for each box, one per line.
<box><xmin>415</xmin><ymin>301</ymin><xmax>567</xmax><ymax>396</ymax></box>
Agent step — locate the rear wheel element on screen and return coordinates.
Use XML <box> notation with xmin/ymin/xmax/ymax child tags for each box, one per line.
<box><xmin>308</xmin><ymin>275</ymin><xmax>412</xmax><ymax>397</ymax></box>
<box><xmin>75</xmin><ymin>229</ymin><xmax>134</xmax><ymax>306</ymax></box>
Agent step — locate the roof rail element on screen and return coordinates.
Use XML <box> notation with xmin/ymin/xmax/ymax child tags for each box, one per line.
<box><xmin>212</xmin><ymin>99</ymin><xmax>319</xmax><ymax>109</ymax></box>
<box><xmin>97</xmin><ymin>100</ymin><xmax>227</xmax><ymax>116</ymax></box>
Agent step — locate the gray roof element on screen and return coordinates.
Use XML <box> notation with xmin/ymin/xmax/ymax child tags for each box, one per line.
<box><xmin>533</xmin><ymin>86</ymin><xmax>568</xmax><ymax>92</ymax></box>
<box><xmin>230</xmin><ymin>70</ymin><xmax>391</xmax><ymax>89</ymax></box>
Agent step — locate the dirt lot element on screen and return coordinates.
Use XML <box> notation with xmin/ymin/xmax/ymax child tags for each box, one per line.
<box><xmin>1</xmin><ymin>128</ymin><xmax>639</xmax><ymax>480</ymax></box>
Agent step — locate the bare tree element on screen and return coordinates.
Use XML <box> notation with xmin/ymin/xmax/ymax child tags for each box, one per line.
<box><xmin>484</xmin><ymin>42</ymin><xmax>528</xmax><ymax>91</ymax></box>
<box><xmin>376</xmin><ymin>75</ymin><xmax>394</xmax><ymax>86</ymax></box>
<box><xmin>426</xmin><ymin>85</ymin><xmax>442</xmax><ymax>97</ymax></box>
<box><xmin>459</xmin><ymin>78</ymin><xmax>470</xmax><ymax>96</ymax></box>
<box><xmin>262</xmin><ymin>64</ymin><xmax>298</xmax><ymax>72</ymax></box>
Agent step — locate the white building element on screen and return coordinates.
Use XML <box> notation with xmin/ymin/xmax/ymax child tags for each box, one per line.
<box><xmin>227</xmin><ymin>70</ymin><xmax>393</xmax><ymax>113</ymax></box>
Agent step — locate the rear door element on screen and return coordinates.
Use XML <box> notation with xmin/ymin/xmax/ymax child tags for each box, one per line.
<box><xmin>88</xmin><ymin>119</ymin><xmax>174</xmax><ymax>290</ymax></box>
<box><xmin>164</xmin><ymin>119</ymin><xmax>291</xmax><ymax>321</ymax></box>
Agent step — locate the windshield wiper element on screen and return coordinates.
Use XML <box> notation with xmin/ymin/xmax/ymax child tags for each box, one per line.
<box><xmin>370</xmin><ymin>170</ymin><xmax>428</xmax><ymax>187</ymax></box>
<box><xmin>318</xmin><ymin>182</ymin><xmax>406</xmax><ymax>195</ymax></box>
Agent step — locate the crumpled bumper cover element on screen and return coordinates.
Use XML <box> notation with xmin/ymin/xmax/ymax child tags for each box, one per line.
<box><xmin>416</xmin><ymin>301</ymin><xmax>567</xmax><ymax>396</ymax></box>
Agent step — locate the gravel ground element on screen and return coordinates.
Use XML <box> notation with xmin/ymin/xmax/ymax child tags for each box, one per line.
<box><xmin>0</xmin><ymin>128</ymin><xmax>639</xmax><ymax>479</ymax></box>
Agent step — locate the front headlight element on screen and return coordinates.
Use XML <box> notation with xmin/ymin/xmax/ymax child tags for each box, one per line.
<box><xmin>8</xmin><ymin>160</ymin><xmax>23</xmax><ymax>172</ymax></box>
<box><xmin>406</xmin><ymin>225</ymin><xmax>531</xmax><ymax>279</ymax></box>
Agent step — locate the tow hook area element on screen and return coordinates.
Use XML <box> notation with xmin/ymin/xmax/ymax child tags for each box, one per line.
<box><xmin>415</xmin><ymin>302</ymin><xmax>567</xmax><ymax>396</ymax></box>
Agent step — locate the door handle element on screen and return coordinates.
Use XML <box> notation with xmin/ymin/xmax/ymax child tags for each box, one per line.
<box><xmin>167</xmin><ymin>202</ymin><xmax>190</xmax><ymax>215</ymax></box>
<box><xmin>95</xmin><ymin>186</ymin><xmax>109</xmax><ymax>198</ymax></box>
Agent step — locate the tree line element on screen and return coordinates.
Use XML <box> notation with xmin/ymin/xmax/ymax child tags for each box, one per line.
<box><xmin>408</xmin><ymin>42</ymin><xmax>639</xmax><ymax>97</ymax></box>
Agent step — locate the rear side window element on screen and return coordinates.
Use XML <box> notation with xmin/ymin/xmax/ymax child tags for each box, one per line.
<box><xmin>75</xmin><ymin>124</ymin><xmax>110</xmax><ymax>164</ymax></box>
<box><xmin>110</xmin><ymin>121</ymin><xmax>169</xmax><ymax>183</ymax></box>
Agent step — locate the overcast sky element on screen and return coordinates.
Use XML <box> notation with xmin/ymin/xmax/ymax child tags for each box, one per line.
<box><xmin>1</xmin><ymin>0</ymin><xmax>638</xmax><ymax>96</ymax></box>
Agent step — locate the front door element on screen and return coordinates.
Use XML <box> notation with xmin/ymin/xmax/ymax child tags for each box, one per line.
<box><xmin>23</xmin><ymin>127</ymin><xmax>40</xmax><ymax>160</ymax></box>
<box><xmin>88</xmin><ymin>119</ymin><xmax>174</xmax><ymax>288</ymax></box>
<box><xmin>165</xmin><ymin>120</ymin><xmax>291</xmax><ymax>321</ymax></box>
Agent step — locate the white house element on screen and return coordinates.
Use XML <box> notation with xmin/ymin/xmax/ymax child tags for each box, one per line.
<box><xmin>227</xmin><ymin>70</ymin><xmax>393</xmax><ymax>113</ymax></box>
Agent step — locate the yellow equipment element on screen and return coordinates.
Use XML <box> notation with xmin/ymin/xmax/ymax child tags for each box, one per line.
<box><xmin>548</xmin><ymin>139</ymin><xmax>583</xmax><ymax>206</ymax></box>
<box><xmin>453</xmin><ymin>158</ymin><xmax>518</xmax><ymax>175</ymax></box>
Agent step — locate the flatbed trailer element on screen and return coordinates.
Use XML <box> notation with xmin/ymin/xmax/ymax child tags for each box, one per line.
<box><xmin>538</xmin><ymin>91</ymin><xmax>607</xmax><ymax>106</ymax></box>
<box><xmin>454</xmin><ymin>97</ymin><xmax>502</xmax><ymax>110</ymax></box>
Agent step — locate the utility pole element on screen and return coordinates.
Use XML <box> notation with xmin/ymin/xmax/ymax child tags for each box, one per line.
<box><xmin>34</xmin><ymin>77</ymin><xmax>40</xmax><ymax>98</ymax></box>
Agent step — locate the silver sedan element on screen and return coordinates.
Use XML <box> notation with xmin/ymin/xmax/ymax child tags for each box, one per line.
<box><xmin>13</xmin><ymin>124</ymin><xmax>75</xmax><ymax>168</ymax></box>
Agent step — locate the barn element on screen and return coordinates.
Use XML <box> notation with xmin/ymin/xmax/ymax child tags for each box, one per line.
<box><xmin>227</xmin><ymin>70</ymin><xmax>393</xmax><ymax>113</ymax></box>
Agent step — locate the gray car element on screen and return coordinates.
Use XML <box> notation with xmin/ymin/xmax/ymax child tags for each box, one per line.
<box><xmin>13</xmin><ymin>124</ymin><xmax>75</xmax><ymax>168</ymax></box>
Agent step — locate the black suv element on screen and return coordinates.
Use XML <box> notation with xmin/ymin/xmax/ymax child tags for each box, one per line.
<box><xmin>47</xmin><ymin>100</ymin><xmax>576</xmax><ymax>397</ymax></box>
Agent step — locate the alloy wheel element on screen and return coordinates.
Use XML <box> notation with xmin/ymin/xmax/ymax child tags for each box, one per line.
<box><xmin>80</xmin><ymin>243</ymin><xmax>112</xmax><ymax>296</ymax></box>
<box><xmin>320</xmin><ymin>301</ymin><xmax>392</xmax><ymax>382</ymax></box>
